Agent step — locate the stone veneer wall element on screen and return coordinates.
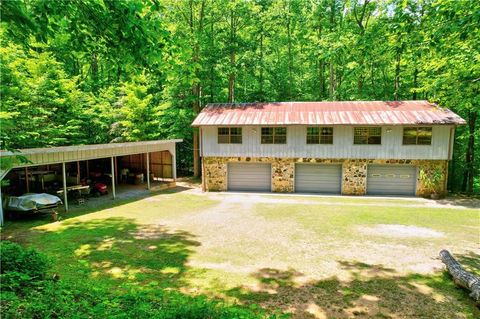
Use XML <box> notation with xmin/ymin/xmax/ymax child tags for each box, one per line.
<box><xmin>202</xmin><ymin>157</ymin><xmax>447</xmax><ymax>196</ymax></box>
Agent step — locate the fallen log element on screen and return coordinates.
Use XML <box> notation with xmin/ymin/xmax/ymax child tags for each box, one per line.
<box><xmin>439</xmin><ymin>249</ymin><xmax>480</xmax><ymax>303</ymax></box>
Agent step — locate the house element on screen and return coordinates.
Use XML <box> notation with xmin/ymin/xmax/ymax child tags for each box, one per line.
<box><xmin>191</xmin><ymin>101</ymin><xmax>466</xmax><ymax>196</ymax></box>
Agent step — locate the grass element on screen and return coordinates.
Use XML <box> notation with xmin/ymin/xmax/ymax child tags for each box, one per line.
<box><xmin>2</xmin><ymin>189</ymin><xmax>479</xmax><ymax>318</ymax></box>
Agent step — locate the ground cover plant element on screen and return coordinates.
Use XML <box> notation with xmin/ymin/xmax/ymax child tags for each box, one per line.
<box><xmin>2</xmin><ymin>190</ymin><xmax>479</xmax><ymax>318</ymax></box>
<box><xmin>0</xmin><ymin>240</ymin><xmax>272</xmax><ymax>319</ymax></box>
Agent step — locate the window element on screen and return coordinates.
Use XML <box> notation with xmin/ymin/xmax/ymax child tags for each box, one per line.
<box><xmin>306</xmin><ymin>127</ymin><xmax>333</xmax><ymax>144</ymax></box>
<box><xmin>403</xmin><ymin>127</ymin><xmax>432</xmax><ymax>145</ymax></box>
<box><xmin>354</xmin><ymin>127</ymin><xmax>382</xmax><ymax>145</ymax></box>
<box><xmin>261</xmin><ymin>127</ymin><xmax>287</xmax><ymax>144</ymax></box>
<box><xmin>218</xmin><ymin>127</ymin><xmax>242</xmax><ymax>144</ymax></box>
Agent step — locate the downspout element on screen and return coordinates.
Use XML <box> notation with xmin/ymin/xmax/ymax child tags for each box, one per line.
<box><xmin>200</xmin><ymin>127</ymin><xmax>206</xmax><ymax>192</ymax></box>
<box><xmin>445</xmin><ymin>126</ymin><xmax>455</xmax><ymax>194</ymax></box>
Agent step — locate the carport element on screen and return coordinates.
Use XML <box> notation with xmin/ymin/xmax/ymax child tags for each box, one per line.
<box><xmin>0</xmin><ymin>139</ymin><xmax>182</xmax><ymax>225</ymax></box>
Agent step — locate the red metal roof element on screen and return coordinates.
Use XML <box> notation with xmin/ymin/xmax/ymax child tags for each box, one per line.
<box><xmin>191</xmin><ymin>101</ymin><xmax>466</xmax><ymax>126</ymax></box>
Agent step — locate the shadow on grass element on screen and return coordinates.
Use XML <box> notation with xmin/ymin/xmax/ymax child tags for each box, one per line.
<box><xmin>1</xmin><ymin>185</ymin><xmax>197</xmax><ymax>239</ymax></box>
<box><xmin>455</xmin><ymin>251</ymin><xmax>480</xmax><ymax>276</ymax></box>
<box><xmin>226</xmin><ymin>260</ymin><xmax>480</xmax><ymax>318</ymax></box>
<box><xmin>22</xmin><ymin>217</ymin><xmax>200</xmax><ymax>290</ymax></box>
<box><xmin>436</xmin><ymin>195</ymin><xmax>480</xmax><ymax>209</ymax></box>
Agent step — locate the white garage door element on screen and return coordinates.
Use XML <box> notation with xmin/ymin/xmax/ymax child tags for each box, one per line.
<box><xmin>367</xmin><ymin>165</ymin><xmax>417</xmax><ymax>196</ymax></box>
<box><xmin>227</xmin><ymin>163</ymin><xmax>271</xmax><ymax>191</ymax></box>
<box><xmin>295</xmin><ymin>164</ymin><xmax>342</xmax><ymax>194</ymax></box>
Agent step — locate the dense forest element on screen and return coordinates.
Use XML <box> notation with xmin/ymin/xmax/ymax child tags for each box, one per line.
<box><xmin>1</xmin><ymin>0</ymin><xmax>478</xmax><ymax>193</ymax></box>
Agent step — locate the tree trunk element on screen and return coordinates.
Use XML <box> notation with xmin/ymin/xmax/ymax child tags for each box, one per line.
<box><xmin>228</xmin><ymin>9</ymin><xmax>236</xmax><ymax>103</ymax></box>
<box><xmin>193</xmin><ymin>130</ymin><xmax>200</xmax><ymax>177</ymax></box>
<box><xmin>192</xmin><ymin>44</ymin><xmax>201</xmax><ymax>177</ymax></box>
<box><xmin>328</xmin><ymin>0</ymin><xmax>336</xmax><ymax>100</ymax></box>
<box><xmin>286</xmin><ymin>2</ymin><xmax>293</xmax><ymax>100</ymax></box>
<box><xmin>319</xmin><ymin>60</ymin><xmax>326</xmax><ymax>99</ymax></box>
<box><xmin>352</xmin><ymin>0</ymin><xmax>370</xmax><ymax>98</ymax></box>
<box><xmin>209</xmin><ymin>19</ymin><xmax>215</xmax><ymax>103</ymax></box>
<box><xmin>329</xmin><ymin>61</ymin><xmax>336</xmax><ymax>100</ymax></box>
<box><xmin>439</xmin><ymin>250</ymin><xmax>480</xmax><ymax>303</ymax></box>
<box><xmin>462</xmin><ymin>110</ymin><xmax>477</xmax><ymax>193</ymax></box>
<box><xmin>228</xmin><ymin>54</ymin><xmax>235</xmax><ymax>103</ymax></box>
<box><xmin>259</xmin><ymin>30</ymin><xmax>264</xmax><ymax>101</ymax></box>
<box><xmin>412</xmin><ymin>67</ymin><xmax>418</xmax><ymax>100</ymax></box>
<box><xmin>394</xmin><ymin>50</ymin><xmax>401</xmax><ymax>100</ymax></box>
<box><xmin>370</xmin><ymin>61</ymin><xmax>375</xmax><ymax>93</ymax></box>
<box><xmin>189</xmin><ymin>0</ymin><xmax>206</xmax><ymax>178</ymax></box>
<box><xmin>317</xmin><ymin>8</ymin><xmax>325</xmax><ymax>100</ymax></box>
<box><xmin>91</xmin><ymin>52</ymin><xmax>98</xmax><ymax>79</ymax></box>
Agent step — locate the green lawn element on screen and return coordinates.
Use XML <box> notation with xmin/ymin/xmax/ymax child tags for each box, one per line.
<box><xmin>2</xmin><ymin>189</ymin><xmax>479</xmax><ymax>319</ymax></box>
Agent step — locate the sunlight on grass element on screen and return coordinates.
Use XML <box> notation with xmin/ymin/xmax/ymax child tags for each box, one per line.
<box><xmin>31</xmin><ymin>193</ymin><xmax>217</xmax><ymax>233</ymax></box>
<box><xmin>257</xmin><ymin>203</ymin><xmax>479</xmax><ymax>241</ymax></box>
<box><xmin>74</xmin><ymin>244</ymin><xmax>92</xmax><ymax>257</ymax></box>
<box><xmin>3</xmin><ymin>191</ymin><xmax>479</xmax><ymax>318</ymax></box>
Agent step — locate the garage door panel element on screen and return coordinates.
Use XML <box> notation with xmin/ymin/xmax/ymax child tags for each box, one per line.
<box><xmin>367</xmin><ymin>165</ymin><xmax>416</xmax><ymax>196</ymax></box>
<box><xmin>295</xmin><ymin>164</ymin><xmax>342</xmax><ymax>194</ymax></box>
<box><xmin>228</xmin><ymin>163</ymin><xmax>271</xmax><ymax>191</ymax></box>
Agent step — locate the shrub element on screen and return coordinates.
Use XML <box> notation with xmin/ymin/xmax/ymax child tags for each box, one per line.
<box><xmin>419</xmin><ymin>168</ymin><xmax>443</xmax><ymax>194</ymax></box>
<box><xmin>0</xmin><ymin>242</ymin><xmax>275</xmax><ymax>319</ymax></box>
<box><xmin>0</xmin><ymin>241</ymin><xmax>50</xmax><ymax>292</ymax></box>
<box><xmin>1</xmin><ymin>280</ymin><xmax>271</xmax><ymax>319</ymax></box>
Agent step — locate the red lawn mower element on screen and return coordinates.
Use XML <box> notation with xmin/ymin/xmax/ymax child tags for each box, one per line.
<box><xmin>91</xmin><ymin>182</ymin><xmax>108</xmax><ymax>197</ymax></box>
<box><xmin>84</xmin><ymin>172</ymin><xmax>109</xmax><ymax>197</ymax></box>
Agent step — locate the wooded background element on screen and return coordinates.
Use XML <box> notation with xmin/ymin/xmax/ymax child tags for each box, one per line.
<box><xmin>1</xmin><ymin>0</ymin><xmax>478</xmax><ymax>193</ymax></box>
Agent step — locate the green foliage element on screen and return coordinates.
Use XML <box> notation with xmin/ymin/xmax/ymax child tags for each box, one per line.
<box><xmin>0</xmin><ymin>0</ymin><xmax>478</xmax><ymax>189</ymax></box>
<box><xmin>0</xmin><ymin>241</ymin><xmax>272</xmax><ymax>319</ymax></box>
<box><xmin>0</xmin><ymin>42</ymin><xmax>91</xmax><ymax>148</ymax></box>
<box><xmin>111</xmin><ymin>74</ymin><xmax>162</xmax><ymax>142</ymax></box>
<box><xmin>419</xmin><ymin>168</ymin><xmax>443</xmax><ymax>194</ymax></box>
<box><xmin>1</xmin><ymin>281</ymin><xmax>269</xmax><ymax>319</ymax></box>
<box><xmin>0</xmin><ymin>241</ymin><xmax>50</xmax><ymax>292</ymax></box>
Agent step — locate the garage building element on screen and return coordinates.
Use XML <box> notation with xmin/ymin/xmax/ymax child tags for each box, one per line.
<box><xmin>193</xmin><ymin>101</ymin><xmax>466</xmax><ymax>196</ymax></box>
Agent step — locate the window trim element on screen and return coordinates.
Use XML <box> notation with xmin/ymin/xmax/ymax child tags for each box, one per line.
<box><xmin>306</xmin><ymin>126</ymin><xmax>334</xmax><ymax>145</ymax></box>
<box><xmin>402</xmin><ymin>126</ymin><xmax>432</xmax><ymax>145</ymax></box>
<box><xmin>261</xmin><ymin>127</ymin><xmax>287</xmax><ymax>144</ymax></box>
<box><xmin>217</xmin><ymin>127</ymin><xmax>242</xmax><ymax>144</ymax></box>
<box><xmin>353</xmin><ymin>126</ymin><xmax>382</xmax><ymax>145</ymax></box>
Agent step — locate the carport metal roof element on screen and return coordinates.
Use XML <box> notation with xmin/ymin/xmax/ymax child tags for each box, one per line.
<box><xmin>0</xmin><ymin>139</ymin><xmax>182</xmax><ymax>225</ymax></box>
<box><xmin>0</xmin><ymin>139</ymin><xmax>182</xmax><ymax>169</ymax></box>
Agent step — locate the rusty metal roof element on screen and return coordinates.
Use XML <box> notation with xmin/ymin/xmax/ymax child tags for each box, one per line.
<box><xmin>191</xmin><ymin>101</ymin><xmax>466</xmax><ymax>126</ymax></box>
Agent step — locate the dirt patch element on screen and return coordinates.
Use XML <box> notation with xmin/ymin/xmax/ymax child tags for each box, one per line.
<box><xmin>357</xmin><ymin>224</ymin><xmax>445</xmax><ymax>238</ymax></box>
<box><xmin>206</xmin><ymin>192</ymin><xmax>475</xmax><ymax>209</ymax></box>
<box><xmin>434</xmin><ymin>197</ymin><xmax>480</xmax><ymax>209</ymax></box>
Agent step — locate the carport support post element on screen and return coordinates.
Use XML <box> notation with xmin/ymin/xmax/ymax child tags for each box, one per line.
<box><xmin>25</xmin><ymin>167</ymin><xmax>29</xmax><ymax>193</ymax></box>
<box><xmin>146</xmin><ymin>152</ymin><xmax>151</xmax><ymax>190</ymax></box>
<box><xmin>0</xmin><ymin>169</ymin><xmax>11</xmax><ymax>226</ymax></box>
<box><xmin>0</xmin><ymin>183</ymin><xmax>3</xmax><ymax>226</ymax></box>
<box><xmin>172</xmin><ymin>152</ymin><xmax>177</xmax><ymax>180</ymax></box>
<box><xmin>111</xmin><ymin>157</ymin><xmax>116</xmax><ymax>199</ymax></box>
<box><xmin>76</xmin><ymin>161</ymin><xmax>80</xmax><ymax>184</ymax></box>
<box><xmin>62</xmin><ymin>162</ymin><xmax>68</xmax><ymax>211</ymax></box>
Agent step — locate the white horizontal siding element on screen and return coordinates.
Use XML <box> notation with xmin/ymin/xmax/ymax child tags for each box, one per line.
<box><xmin>200</xmin><ymin>125</ymin><xmax>453</xmax><ymax>160</ymax></box>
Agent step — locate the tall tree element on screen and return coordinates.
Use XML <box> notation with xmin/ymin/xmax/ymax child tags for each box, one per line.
<box><xmin>1</xmin><ymin>0</ymin><xmax>479</xmax><ymax>191</ymax></box>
